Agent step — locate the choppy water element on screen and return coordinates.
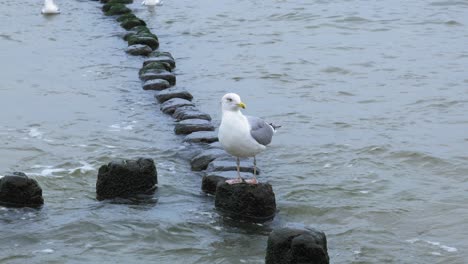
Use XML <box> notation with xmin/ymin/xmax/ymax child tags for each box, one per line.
<box><xmin>1</xmin><ymin>0</ymin><xmax>468</xmax><ymax>263</ymax></box>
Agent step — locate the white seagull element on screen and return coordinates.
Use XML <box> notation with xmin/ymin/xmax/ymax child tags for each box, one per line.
<box><xmin>218</xmin><ymin>93</ymin><xmax>279</xmax><ymax>184</ymax></box>
<box><xmin>41</xmin><ymin>0</ymin><xmax>60</xmax><ymax>15</ymax></box>
<box><xmin>142</xmin><ymin>0</ymin><xmax>162</xmax><ymax>6</ymax></box>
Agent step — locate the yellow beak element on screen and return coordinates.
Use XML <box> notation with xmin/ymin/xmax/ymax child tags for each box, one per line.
<box><xmin>237</xmin><ymin>102</ymin><xmax>246</xmax><ymax>109</ymax></box>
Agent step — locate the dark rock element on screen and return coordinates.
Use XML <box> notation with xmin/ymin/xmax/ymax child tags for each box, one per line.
<box><xmin>143</xmin><ymin>56</ymin><xmax>176</xmax><ymax>69</ymax></box>
<box><xmin>121</xmin><ymin>18</ymin><xmax>146</xmax><ymax>30</ymax></box>
<box><xmin>126</xmin><ymin>44</ymin><xmax>153</xmax><ymax>56</ymax></box>
<box><xmin>96</xmin><ymin>158</ymin><xmax>157</xmax><ymax>201</ymax></box>
<box><xmin>191</xmin><ymin>148</ymin><xmax>229</xmax><ymax>171</ymax></box>
<box><xmin>201</xmin><ymin>175</ymin><xmax>227</xmax><ymax>195</ymax></box>
<box><xmin>127</xmin><ymin>35</ymin><xmax>159</xmax><ymax>50</ymax></box>
<box><xmin>104</xmin><ymin>4</ymin><xmax>131</xmax><ymax>16</ymax></box>
<box><xmin>207</xmin><ymin>159</ymin><xmax>260</xmax><ymax>174</ymax></box>
<box><xmin>265</xmin><ymin>227</ymin><xmax>329</xmax><ymax>264</ymax></box>
<box><xmin>155</xmin><ymin>89</ymin><xmax>193</xmax><ymax>103</ymax></box>
<box><xmin>140</xmin><ymin>71</ymin><xmax>176</xmax><ymax>85</ymax></box>
<box><xmin>0</xmin><ymin>172</ymin><xmax>44</xmax><ymax>208</ymax></box>
<box><xmin>215</xmin><ymin>182</ymin><xmax>276</xmax><ymax>222</ymax></box>
<box><xmin>142</xmin><ymin>79</ymin><xmax>171</xmax><ymax>91</ymax></box>
<box><xmin>172</xmin><ymin>106</ymin><xmax>211</xmax><ymax>121</ymax></box>
<box><xmin>183</xmin><ymin>131</ymin><xmax>219</xmax><ymax>144</ymax></box>
<box><xmin>160</xmin><ymin>98</ymin><xmax>194</xmax><ymax>114</ymax></box>
<box><xmin>129</xmin><ymin>25</ymin><xmax>152</xmax><ymax>34</ymax></box>
<box><xmin>116</xmin><ymin>13</ymin><xmax>137</xmax><ymax>22</ymax></box>
<box><xmin>174</xmin><ymin>119</ymin><xmax>215</xmax><ymax>135</ymax></box>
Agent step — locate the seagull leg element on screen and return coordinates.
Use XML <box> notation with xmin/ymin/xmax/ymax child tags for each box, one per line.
<box><xmin>246</xmin><ymin>156</ymin><xmax>258</xmax><ymax>184</ymax></box>
<box><xmin>227</xmin><ymin>157</ymin><xmax>244</xmax><ymax>184</ymax></box>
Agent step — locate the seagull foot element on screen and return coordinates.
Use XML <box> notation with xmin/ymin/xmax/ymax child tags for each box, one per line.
<box><xmin>245</xmin><ymin>178</ymin><xmax>258</xmax><ymax>185</ymax></box>
<box><xmin>226</xmin><ymin>178</ymin><xmax>245</xmax><ymax>184</ymax></box>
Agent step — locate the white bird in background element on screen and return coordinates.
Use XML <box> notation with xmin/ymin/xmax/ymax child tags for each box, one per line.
<box><xmin>218</xmin><ymin>93</ymin><xmax>280</xmax><ymax>184</ymax></box>
<box><xmin>142</xmin><ymin>0</ymin><xmax>162</xmax><ymax>6</ymax></box>
<box><xmin>41</xmin><ymin>0</ymin><xmax>60</xmax><ymax>15</ymax></box>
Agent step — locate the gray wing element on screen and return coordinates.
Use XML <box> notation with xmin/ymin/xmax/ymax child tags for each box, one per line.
<box><xmin>246</xmin><ymin>115</ymin><xmax>274</xmax><ymax>146</ymax></box>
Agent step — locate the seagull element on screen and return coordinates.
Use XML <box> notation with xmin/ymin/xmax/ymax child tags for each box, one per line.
<box><xmin>142</xmin><ymin>0</ymin><xmax>162</xmax><ymax>6</ymax></box>
<box><xmin>218</xmin><ymin>93</ymin><xmax>279</xmax><ymax>184</ymax></box>
<box><xmin>41</xmin><ymin>0</ymin><xmax>60</xmax><ymax>15</ymax></box>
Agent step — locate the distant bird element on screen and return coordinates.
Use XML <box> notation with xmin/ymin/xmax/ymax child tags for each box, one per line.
<box><xmin>218</xmin><ymin>93</ymin><xmax>280</xmax><ymax>184</ymax></box>
<box><xmin>41</xmin><ymin>0</ymin><xmax>60</xmax><ymax>15</ymax></box>
<box><xmin>142</xmin><ymin>0</ymin><xmax>162</xmax><ymax>6</ymax></box>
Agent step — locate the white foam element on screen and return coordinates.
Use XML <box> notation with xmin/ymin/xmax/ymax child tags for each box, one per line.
<box><xmin>406</xmin><ymin>238</ymin><xmax>458</xmax><ymax>253</ymax></box>
<box><xmin>68</xmin><ymin>161</ymin><xmax>94</xmax><ymax>174</ymax></box>
<box><xmin>40</xmin><ymin>168</ymin><xmax>67</xmax><ymax>176</ymax></box>
<box><xmin>28</xmin><ymin>128</ymin><xmax>43</xmax><ymax>139</ymax></box>
<box><xmin>323</xmin><ymin>163</ymin><xmax>331</xmax><ymax>168</ymax></box>
<box><xmin>35</xmin><ymin>248</ymin><xmax>54</xmax><ymax>254</ymax></box>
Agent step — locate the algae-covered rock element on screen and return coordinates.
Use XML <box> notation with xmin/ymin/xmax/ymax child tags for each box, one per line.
<box><xmin>142</xmin><ymin>79</ymin><xmax>171</xmax><ymax>91</ymax></box>
<box><xmin>127</xmin><ymin>35</ymin><xmax>159</xmax><ymax>50</ymax></box>
<box><xmin>126</xmin><ymin>44</ymin><xmax>153</xmax><ymax>56</ymax></box>
<box><xmin>121</xmin><ymin>19</ymin><xmax>146</xmax><ymax>30</ymax></box>
<box><xmin>139</xmin><ymin>61</ymin><xmax>172</xmax><ymax>75</ymax></box>
<box><xmin>116</xmin><ymin>13</ymin><xmax>137</xmax><ymax>22</ymax></box>
<box><xmin>0</xmin><ymin>172</ymin><xmax>44</xmax><ymax>208</ymax></box>
<box><xmin>104</xmin><ymin>4</ymin><xmax>131</xmax><ymax>16</ymax></box>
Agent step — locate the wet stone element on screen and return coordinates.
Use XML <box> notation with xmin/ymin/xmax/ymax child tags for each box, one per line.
<box><xmin>121</xmin><ymin>18</ymin><xmax>146</xmax><ymax>30</ymax></box>
<box><xmin>190</xmin><ymin>148</ymin><xmax>229</xmax><ymax>171</ymax></box>
<box><xmin>140</xmin><ymin>62</ymin><xmax>172</xmax><ymax>75</ymax></box>
<box><xmin>143</xmin><ymin>56</ymin><xmax>176</xmax><ymax>69</ymax></box>
<box><xmin>172</xmin><ymin>106</ymin><xmax>211</xmax><ymax>121</ymax></box>
<box><xmin>104</xmin><ymin>4</ymin><xmax>131</xmax><ymax>15</ymax></box>
<box><xmin>183</xmin><ymin>131</ymin><xmax>219</xmax><ymax>144</ymax></box>
<box><xmin>201</xmin><ymin>175</ymin><xmax>227</xmax><ymax>195</ymax></box>
<box><xmin>215</xmin><ymin>182</ymin><xmax>276</xmax><ymax>222</ymax></box>
<box><xmin>116</xmin><ymin>13</ymin><xmax>137</xmax><ymax>22</ymax></box>
<box><xmin>160</xmin><ymin>98</ymin><xmax>194</xmax><ymax>115</ymax></box>
<box><xmin>0</xmin><ymin>172</ymin><xmax>44</xmax><ymax>208</ymax></box>
<box><xmin>101</xmin><ymin>0</ymin><xmax>133</xmax><ymax>3</ymax></box>
<box><xmin>127</xmin><ymin>35</ymin><xmax>159</xmax><ymax>50</ymax></box>
<box><xmin>140</xmin><ymin>71</ymin><xmax>176</xmax><ymax>85</ymax></box>
<box><xmin>207</xmin><ymin>159</ymin><xmax>260</xmax><ymax>175</ymax></box>
<box><xmin>142</xmin><ymin>79</ymin><xmax>171</xmax><ymax>91</ymax></box>
<box><xmin>154</xmin><ymin>88</ymin><xmax>193</xmax><ymax>103</ymax></box>
<box><xmin>126</xmin><ymin>44</ymin><xmax>153</xmax><ymax>56</ymax></box>
<box><xmin>265</xmin><ymin>227</ymin><xmax>329</xmax><ymax>264</ymax></box>
<box><xmin>96</xmin><ymin>158</ymin><xmax>157</xmax><ymax>201</ymax></box>
<box><xmin>174</xmin><ymin>119</ymin><xmax>215</xmax><ymax>135</ymax></box>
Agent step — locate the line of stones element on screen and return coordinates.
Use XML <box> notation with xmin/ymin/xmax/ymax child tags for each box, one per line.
<box><xmin>0</xmin><ymin>1</ymin><xmax>330</xmax><ymax>262</ymax></box>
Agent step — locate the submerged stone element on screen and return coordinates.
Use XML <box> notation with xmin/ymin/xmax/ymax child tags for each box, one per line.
<box><xmin>96</xmin><ymin>158</ymin><xmax>157</xmax><ymax>201</ymax></box>
<box><xmin>183</xmin><ymin>131</ymin><xmax>219</xmax><ymax>144</ymax></box>
<box><xmin>160</xmin><ymin>98</ymin><xmax>194</xmax><ymax>114</ymax></box>
<box><xmin>142</xmin><ymin>79</ymin><xmax>171</xmax><ymax>91</ymax></box>
<box><xmin>190</xmin><ymin>148</ymin><xmax>229</xmax><ymax>171</ymax></box>
<box><xmin>265</xmin><ymin>227</ymin><xmax>329</xmax><ymax>264</ymax></box>
<box><xmin>126</xmin><ymin>44</ymin><xmax>153</xmax><ymax>56</ymax></box>
<box><xmin>172</xmin><ymin>106</ymin><xmax>211</xmax><ymax>121</ymax></box>
<box><xmin>174</xmin><ymin>119</ymin><xmax>215</xmax><ymax>135</ymax></box>
<box><xmin>215</xmin><ymin>182</ymin><xmax>276</xmax><ymax>222</ymax></box>
<box><xmin>0</xmin><ymin>172</ymin><xmax>44</xmax><ymax>208</ymax></box>
<box><xmin>139</xmin><ymin>61</ymin><xmax>172</xmax><ymax>75</ymax></box>
<box><xmin>155</xmin><ymin>88</ymin><xmax>193</xmax><ymax>103</ymax></box>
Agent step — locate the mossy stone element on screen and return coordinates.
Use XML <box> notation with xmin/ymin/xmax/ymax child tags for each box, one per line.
<box><xmin>106</xmin><ymin>0</ymin><xmax>133</xmax><ymax>4</ymax></box>
<box><xmin>121</xmin><ymin>19</ymin><xmax>146</xmax><ymax>30</ymax></box>
<box><xmin>116</xmin><ymin>13</ymin><xmax>137</xmax><ymax>22</ymax></box>
<box><xmin>104</xmin><ymin>4</ymin><xmax>131</xmax><ymax>16</ymax></box>
<box><xmin>139</xmin><ymin>61</ymin><xmax>172</xmax><ymax>75</ymax></box>
<box><xmin>127</xmin><ymin>35</ymin><xmax>159</xmax><ymax>50</ymax></box>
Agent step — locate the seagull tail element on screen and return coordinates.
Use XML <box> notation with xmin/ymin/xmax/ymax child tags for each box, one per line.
<box><xmin>269</xmin><ymin>123</ymin><xmax>281</xmax><ymax>132</ymax></box>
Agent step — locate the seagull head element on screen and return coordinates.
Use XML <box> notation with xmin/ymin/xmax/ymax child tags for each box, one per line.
<box><xmin>221</xmin><ymin>93</ymin><xmax>246</xmax><ymax>112</ymax></box>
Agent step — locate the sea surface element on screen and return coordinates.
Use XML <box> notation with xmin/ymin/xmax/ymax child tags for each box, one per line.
<box><xmin>1</xmin><ymin>0</ymin><xmax>468</xmax><ymax>263</ymax></box>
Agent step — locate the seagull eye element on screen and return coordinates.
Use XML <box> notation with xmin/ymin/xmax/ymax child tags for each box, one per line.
<box><xmin>227</xmin><ymin>98</ymin><xmax>232</xmax><ymax>102</ymax></box>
